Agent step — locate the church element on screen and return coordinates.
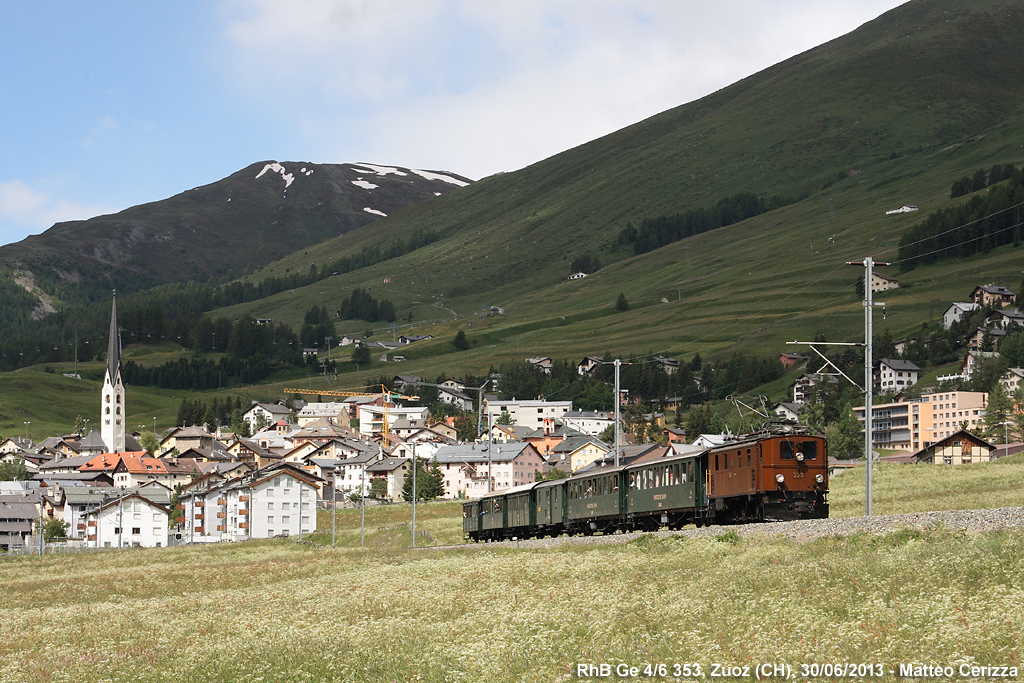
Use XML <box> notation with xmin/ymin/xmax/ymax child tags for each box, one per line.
<box><xmin>101</xmin><ymin>291</ymin><xmax>126</xmax><ymax>453</ymax></box>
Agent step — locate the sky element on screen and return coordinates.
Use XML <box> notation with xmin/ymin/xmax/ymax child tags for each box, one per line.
<box><xmin>0</xmin><ymin>0</ymin><xmax>907</xmax><ymax>248</ymax></box>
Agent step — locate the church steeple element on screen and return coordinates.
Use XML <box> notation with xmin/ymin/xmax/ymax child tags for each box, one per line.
<box><xmin>101</xmin><ymin>290</ymin><xmax>125</xmax><ymax>453</ymax></box>
<box><xmin>106</xmin><ymin>290</ymin><xmax>121</xmax><ymax>383</ymax></box>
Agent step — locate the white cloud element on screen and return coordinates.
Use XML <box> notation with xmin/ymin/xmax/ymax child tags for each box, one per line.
<box><xmin>0</xmin><ymin>179</ymin><xmax>119</xmax><ymax>242</ymax></box>
<box><xmin>219</xmin><ymin>0</ymin><xmax>905</xmax><ymax>177</ymax></box>
<box><xmin>83</xmin><ymin>116</ymin><xmax>120</xmax><ymax>149</ymax></box>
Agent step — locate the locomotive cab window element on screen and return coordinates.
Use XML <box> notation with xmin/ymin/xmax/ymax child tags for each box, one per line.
<box><xmin>781</xmin><ymin>441</ymin><xmax>795</xmax><ymax>460</ymax></box>
<box><xmin>800</xmin><ymin>441</ymin><xmax>818</xmax><ymax>460</ymax></box>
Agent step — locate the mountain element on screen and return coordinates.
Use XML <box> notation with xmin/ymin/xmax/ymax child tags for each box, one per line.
<box><xmin>245</xmin><ymin>0</ymin><xmax>1024</xmax><ymax>310</ymax></box>
<box><xmin>0</xmin><ymin>161</ymin><xmax>471</xmax><ymax>310</ymax></box>
<box><xmin>5</xmin><ymin>0</ymin><xmax>1024</xmax><ymax>382</ymax></box>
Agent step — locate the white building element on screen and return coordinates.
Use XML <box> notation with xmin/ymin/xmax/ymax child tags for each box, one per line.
<box><xmin>243</xmin><ymin>403</ymin><xmax>293</xmax><ymax>432</ymax></box>
<box><xmin>874</xmin><ymin>359</ymin><xmax>920</xmax><ymax>394</ymax></box>
<box><xmin>357</xmin><ymin>405</ymin><xmax>430</xmax><ymax>439</ymax></box>
<box><xmin>87</xmin><ymin>493</ymin><xmax>170</xmax><ymax>549</ymax></box>
<box><xmin>871</xmin><ymin>272</ymin><xmax>900</xmax><ymax>293</ymax></box>
<box><xmin>484</xmin><ymin>399</ymin><xmax>573</xmax><ymax>432</ymax></box>
<box><xmin>296</xmin><ymin>402</ymin><xmax>349</xmax><ymax>427</ymax></box>
<box><xmin>561</xmin><ymin>410</ymin><xmax>615</xmax><ymax>437</ymax></box>
<box><xmin>180</xmin><ymin>465</ymin><xmax>319</xmax><ymax>542</ymax></box>
<box><xmin>943</xmin><ymin>302</ymin><xmax>981</xmax><ymax>330</ymax></box>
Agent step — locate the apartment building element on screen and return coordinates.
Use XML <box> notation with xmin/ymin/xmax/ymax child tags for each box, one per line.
<box><xmin>854</xmin><ymin>391</ymin><xmax>988</xmax><ymax>452</ymax></box>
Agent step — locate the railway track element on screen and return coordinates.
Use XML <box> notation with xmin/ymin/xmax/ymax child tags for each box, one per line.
<box><xmin>420</xmin><ymin>506</ymin><xmax>1024</xmax><ymax>551</ymax></box>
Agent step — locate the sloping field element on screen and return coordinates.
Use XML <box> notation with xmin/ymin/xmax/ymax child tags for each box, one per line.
<box><xmin>2</xmin><ymin>458</ymin><xmax>1023</xmax><ymax>682</ymax></box>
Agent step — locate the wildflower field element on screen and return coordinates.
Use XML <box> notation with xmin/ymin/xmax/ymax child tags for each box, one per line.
<box><xmin>1</xmin><ymin>457</ymin><xmax>1023</xmax><ymax>683</ymax></box>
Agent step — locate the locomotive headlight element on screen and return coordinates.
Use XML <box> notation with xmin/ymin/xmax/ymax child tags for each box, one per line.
<box><xmin>795</xmin><ymin>452</ymin><xmax>805</xmax><ymax>461</ymax></box>
<box><xmin>815</xmin><ymin>474</ymin><xmax>824</xmax><ymax>483</ymax></box>
<box><xmin>775</xmin><ymin>473</ymin><xmax>785</xmax><ymax>483</ymax></box>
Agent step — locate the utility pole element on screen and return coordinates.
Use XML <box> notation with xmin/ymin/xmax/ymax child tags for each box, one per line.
<box><xmin>848</xmin><ymin>257</ymin><xmax>888</xmax><ymax>517</ymax></box>
<box><xmin>411</xmin><ymin>441</ymin><xmax>417</xmax><ymax>549</ymax></box>
<box><xmin>614</xmin><ymin>359</ymin><xmax>621</xmax><ymax>466</ymax></box>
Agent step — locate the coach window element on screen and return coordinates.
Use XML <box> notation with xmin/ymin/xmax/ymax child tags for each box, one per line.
<box><xmin>800</xmin><ymin>441</ymin><xmax>818</xmax><ymax>459</ymax></box>
<box><xmin>781</xmin><ymin>441</ymin><xmax>795</xmax><ymax>460</ymax></box>
<box><xmin>747</xmin><ymin>449</ymin><xmax>751</xmax><ymax>467</ymax></box>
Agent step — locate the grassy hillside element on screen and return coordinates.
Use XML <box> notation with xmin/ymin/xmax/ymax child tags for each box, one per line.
<box><xmin>201</xmin><ymin>0</ymin><xmax>1024</xmax><ymax>378</ymax></box>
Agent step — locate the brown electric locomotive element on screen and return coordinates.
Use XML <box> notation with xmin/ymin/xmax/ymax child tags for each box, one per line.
<box><xmin>705</xmin><ymin>430</ymin><xmax>828</xmax><ymax>523</ymax></box>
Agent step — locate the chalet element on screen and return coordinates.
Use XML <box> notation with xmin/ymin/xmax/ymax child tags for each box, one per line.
<box><xmin>971</xmin><ymin>284</ymin><xmax>1017</xmax><ymax>307</ymax></box>
<box><xmin>942</xmin><ymin>302</ymin><xmax>981</xmax><ymax>330</ymax></box>
<box><xmin>874</xmin><ymin>359</ymin><xmax>920</xmax><ymax>394</ymax></box>
<box><xmin>779</xmin><ymin>353</ymin><xmax>808</xmax><ymax>369</ymax></box>
<box><xmin>1000</xmin><ymin>368</ymin><xmax>1024</xmax><ymax>395</ymax></box>
<box><xmin>871</xmin><ymin>272</ymin><xmax>900</xmax><ymax>293</ymax></box>
<box><xmin>0</xmin><ymin>437</ymin><xmax>34</xmax><ymax>454</ymax></box>
<box><xmin>967</xmin><ymin>327</ymin><xmax>1007</xmax><ymax>350</ymax></box>
<box><xmin>243</xmin><ymin>403</ymin><xmax>293</xmax><ymax>432</ymax></box>
<box><xmin>397</xmin><ymin>335</ymin><xmax>432</xmax><ymax>345</ymax></box>
<box><xmin>577</xmin><ymin>356</ymin><xmax>605</xmax><ymax>376</ymax></box>
<box><xmin>365</xmin><ymin>457</ymin><xmax>410</xmax><ymax>502</ymax></box>
<box><xmin>986</xmin><ymin>308</ymin><xmax>1024</xmax><ymax>329</ymax></box>
<box><xmin>489</xmin><ymin>423</ymin><xmax>532</xmax><ymax>443</ymax></box>
<box><xmin>437</xmin><ymin>385</ymin><xmax>474</xmax><ymax>412</ymax></box>
<box><xmin>654</xmin><ymin>356</ymin><xmax>679</xmax><ymax>374</ymax></box>
<box><xmin>662</xmin><ymin>427</ymin><xmax>688</xmax><ymax>444</ymax></box>
<box><xmin>773</xmin><ymin>402</ymin><xmax>803</xmax><ymax>422</ymax></box>
<box><xmin>548</xmin><ymin>436</ymin><xmax>610</xmax><ymax>472</ymax></box>
<box><xmin>526</xmin><ymin>357</ymin><xmax>553</xmax><ymax>374</ymax></box>
<box><xmin>912</xmin><ymin>430</ymin><xmax>995</xmax><ymax>466</ymax></box>
<box><xmin>392</xmin><ymin>375</ymin><xmax>423</xmax><ymax>389</ymax></box>
<box><xmin>961</xmin><ymin>350</ymin><xmax>1000</xmax><ymax>380</ymax></box>
<box><xmin>791</xmin><ymin>373</ymin><xmax>839</xmax><ymax>404</ymax></box>
<box><xmin>524</xmin><ymin>419</ymin><xmax>588</xmax><ymax>457</ymax></box>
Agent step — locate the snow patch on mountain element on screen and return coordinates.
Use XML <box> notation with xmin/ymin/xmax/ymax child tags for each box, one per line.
<box><xmin>255</xmin><ymin>162</ymin><xmax>295</xmax><ymax>188</ymax></box>
<box><xmin>412</xmin><ymin>169</ymin><xmax>469</xmax><ymax>187</ymax></box>
<box><xmin>353</xmin><ymin>163</ymin><xmax>408</xmax><ymax>177</ymax></box>
<box><xmin>363</xmin><ymin>207</ymin><xmax>387</xmax><ymax>217</ymax></box>
<box><xmin>352</xmin><ymin>179</ymin><xmax>379</xmax><ymax>190</ymax></box>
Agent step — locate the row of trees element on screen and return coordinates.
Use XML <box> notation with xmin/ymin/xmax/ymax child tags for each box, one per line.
<box><xmin>616</xmin><ymin>191</ymin><xmax>797</xmax><ymax>256</ymax></box>
<box><xmin>949</xmin><ymin>164</ymin><xmax>1019</xmax><ymax>198</ymax></box>
<box><xmin>337</xmin><ymin>289</ymin><xmax>396</xmax><ymax>323</ymax></box>
<box><xmin>898</xmin><ymin>166</ymin><xmax>1024</xmax><ymax>270</ymax></box>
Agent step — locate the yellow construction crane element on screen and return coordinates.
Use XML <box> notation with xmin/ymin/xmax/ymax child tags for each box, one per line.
<box><xmin>282</xmin><ymin>384</ymin><xmax>419</xmax><ymax>441</ymax></box>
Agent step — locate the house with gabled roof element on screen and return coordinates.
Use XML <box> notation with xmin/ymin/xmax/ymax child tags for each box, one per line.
<box><xmin>577</xmin><ymin>356</ymin><xmax>605</xmax><ymax>376</ymax></box>
<box><xmin>546</xmin><ymin>436</ymin><xmax>610</xmax><ymax>472</ymax></box>
<box><xmin>987</xmin><ymin>308</ymin><xmax>1024</xmax><ymax>329</ymax></box>
<box><xmin>85</xmin><ymin>493</ymin><xmax>170</xmax><ymax>549</ymax></box>
<box><xmin>873</xmin><ymin>358</ymin><xmax>920</xmax><ymax>394</ymax></box>
<box><xmin>943</xmin><ymin>302</ymin><xmax>981</xmax><ymax>330</ymax></box>
<box><xmin>912</xmin><ymin>429</ymin><xmax>995</xmax><ymax>465</ymax></box>
<box><xmin>971</xmin><ymin>284</ymin><xmax>1017</xmax><ymax>307</ymax></box>
<box><xmin>432</xmin><ymin>441</ymin><xmax>545</xmax><ymax>498</ymax></box>
<box><xmin>243</xmin><ymin>403</ymin><xmax>293</xmax><ymax>432</ymax></box>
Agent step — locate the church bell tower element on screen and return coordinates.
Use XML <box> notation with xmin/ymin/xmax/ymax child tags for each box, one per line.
<box><xmin>101</xmin><ymin>290</ymin><xmax>126</xmax><ymax>452</ymax></box>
